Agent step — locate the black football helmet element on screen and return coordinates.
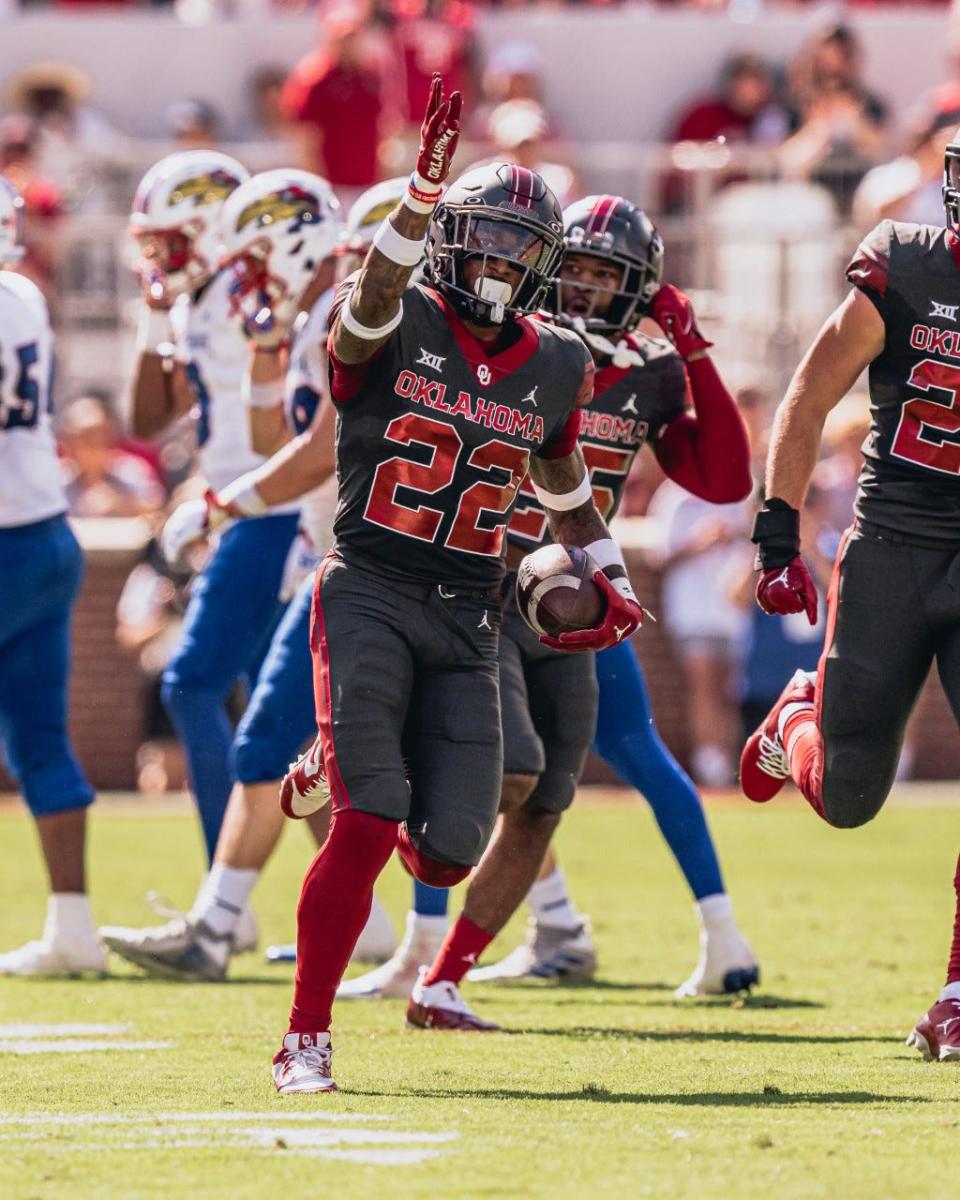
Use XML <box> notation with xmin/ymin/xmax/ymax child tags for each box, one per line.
<box><xmin>547</xmin><ymin>195</ymin><xmax>664</xmax><ymax>337</ymax></box>
<box><xmin>424</xmin><ymin>162</ymin><xmax>565</xmax><ymax>326</ymax></box>
<box><xmin>943</xmin><ymin>130</ymin><xmax>960</xmax><ymax>230</ymax></box>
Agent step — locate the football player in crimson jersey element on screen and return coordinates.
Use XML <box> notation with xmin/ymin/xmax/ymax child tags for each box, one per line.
<box><xmin>740</xmin><ymin>129</ymin><xmax>960</xmax><ymax>1060</ymax></box>
<box><xmin>399</xmin><ymin>195</ymin><xmax>756</xmax><ymax>1029</ymax></box>
<box><xmin>213</xmin><ymin>77</ymin><xmax>641</xmax><ymax>1094</ymax></box>
<box><xmin>0</xmin><ymin>179</ymin><xmax>104</xmax><ymax>976</ymax></box>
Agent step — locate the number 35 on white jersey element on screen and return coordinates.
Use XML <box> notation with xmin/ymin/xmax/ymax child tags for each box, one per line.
<box><xmin>0</xmin><ymin>270</ymin><xmax>61</xmax><ymax>529</ymax></box>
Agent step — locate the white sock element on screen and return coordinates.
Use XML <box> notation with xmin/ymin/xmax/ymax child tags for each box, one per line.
<box><xmin>939</xmin><ymin>981</ymin><xmax>960</xmax><ymax>1002</ymax></box>
<box><xmin>695</xmin><ymin>892</ymin><xmax>735</xmax><ymax>934</ymax></box>
<box><xmin>777</xmin><ymin>701</ymin><xmax>815</xmax><ymax>747</ymax></box>
<box><xmin>191</xmin><ymin>865</ymin><xmax>258</xmax><ymax>938</ymax></box>
<box><xmin>528</xmin><ymin>869</ymin><xmax>581</xmax><ymax>932</ymax></box>
<box><xmin>404</xmin><ymin>910</ymin><xmax>448</xmax><ymax>945</ymax></box>
<box><xmin>44</xmin><ymin>893</ymin><xmax>96</xmax><ymax>942</ymax></box>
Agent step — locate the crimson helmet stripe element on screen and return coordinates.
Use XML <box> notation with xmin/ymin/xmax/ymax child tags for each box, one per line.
<box><xmin>509</xmin><ymin>165</ymin><xmax>537</xmax><ymax>210</ymax></box>
<box><xmin>584</xmin><ymin>195</ymin><xmax>618</xmax><ymax>238</ymax></box>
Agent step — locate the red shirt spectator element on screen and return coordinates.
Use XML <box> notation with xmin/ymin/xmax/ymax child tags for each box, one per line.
<box><xmin>391</xmin><ymin>0</ymin><xmax>476</xmax><ymax>129</ymax></box>
<box><xmin>281</xmin><ymin>19</ymin><xmax>383</xmax><ymax>190</ymax></box>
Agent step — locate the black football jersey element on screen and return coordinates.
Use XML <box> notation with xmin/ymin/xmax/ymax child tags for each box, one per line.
<box><xmin>329</xmin><ymin>279</ymin><xmax>592</xmax><ymax>589</ymax></box>
<box><xmin>847</xmin><ymin>220</ymin><xmax>960</xmax><ymax>540</ymax></box>
<box><xmin>508</xmin><ymin>330</ymin><xmax>687</xmax><ymax>552</ymax></box>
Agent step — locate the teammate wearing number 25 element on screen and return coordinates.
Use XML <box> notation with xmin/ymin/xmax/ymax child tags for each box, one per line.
<box><xmin>740</xmin><ymin>130</ymin><xmax>960</xmax><ymax>1060</ymax></box>
<box><xmin>270</xmin><ymin>77</ymin><xmax>643</xmax><ymax>1095</ymax></box>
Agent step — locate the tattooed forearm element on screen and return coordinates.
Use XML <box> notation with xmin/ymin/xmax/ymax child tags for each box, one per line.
<box><xmin>332</xmin><ymin>204</ymin><xmax>432</xmax><ymax>365</ymax></box>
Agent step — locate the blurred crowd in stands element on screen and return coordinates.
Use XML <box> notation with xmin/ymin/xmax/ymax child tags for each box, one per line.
<box><xmin>1</xmin><ymin>3</ymin><xmax>952</xmax><ymax>786</ymax></box>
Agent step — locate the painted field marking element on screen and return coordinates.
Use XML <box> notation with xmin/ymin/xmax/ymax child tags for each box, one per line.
<box><xmin>0</xmin><ymin>1023</ymin><xmax>174</xmax><ymax>1055</ymax></box>
<box><xmin>0</xmin><ymin>1113</ymin><xmax>458</xmax><ymax>1166</ymax></box>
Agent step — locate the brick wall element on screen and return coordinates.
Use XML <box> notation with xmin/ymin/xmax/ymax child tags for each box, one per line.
<box><xmin>3</xmin><ymin>519</ymin><xmax>958</xmax><ymax>794</ymax></box>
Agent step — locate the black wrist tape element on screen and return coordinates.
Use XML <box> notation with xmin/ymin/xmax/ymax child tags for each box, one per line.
<box><xmin>751</xmin><ymin>498</ymin><xmax>800</xmax><ymax>569</ymax></box>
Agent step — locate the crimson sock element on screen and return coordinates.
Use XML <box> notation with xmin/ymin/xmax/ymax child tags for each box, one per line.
<box><xmin>782</xmin><ymin>708</ymin><xmax>830</xmax><ymax>823</ymax></box>
<box><xmin>946</xmin><ymin>855</ymin><xmax>960</xmax><ymax>986</ymax></box>
<box><xmin>289</xmin><ymin>809</ymin><xmax>398</xmax><ymax>1032</ymax></box>
<box><xmin>422</xmin><ymin>915</ymin><xmax>494</xmax><ymax>987</ymax></box>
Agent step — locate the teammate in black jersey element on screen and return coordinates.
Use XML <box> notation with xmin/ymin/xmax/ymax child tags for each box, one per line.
<box><xmin>741</xmin><ymin>129</ymin><xmax>960</xmax><ymax>1060</ymax></box>
<box><xmin>404</xmin><ymin>195</ymin><xmax>753</xmax><ymax>1030</ymax></box>
<box><xmin>262</xmin><ymin>79</ymin><xmax>644</xmax><ymax>1094</ymax></box>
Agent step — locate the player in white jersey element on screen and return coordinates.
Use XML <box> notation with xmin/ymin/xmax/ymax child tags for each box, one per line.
<box><xmin>100</xmin><ymin>171</ymin><xmax>380</xmax><ymax>980</ymax></box>
<box><xmin>0</xmin><ymin>179</ymin><xmax>104</xmax><ymax>976</ymax></box>
<box><xmin>127</xmin><ymin>153</ymin><xmax>308</xmax><ymax>897</ymax></box>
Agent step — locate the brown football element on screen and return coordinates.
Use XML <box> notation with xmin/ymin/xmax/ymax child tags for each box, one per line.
<box><xmin>515</xmin><ymin>544</ymin><xmax>605</xmax><ymax>638</ymax></box>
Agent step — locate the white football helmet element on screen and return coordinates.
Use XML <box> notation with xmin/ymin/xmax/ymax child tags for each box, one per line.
<box><xmin>128</xmin><ymin>149</ymin><xmax>249</xmax><ymax>302</ymax></box>
<box><xmin>219</xmin><ymin>169</ymin><xmax>343</xmax><ymax>339</ymax></box>
<box><xmin>0</xmin><ymin>177</ymin><xmax>25</xmax><ymax>267</ymax></box>
<box><xmin>340</xmin><ymin>176</ymin><xmax>408</xmax><ymax>267</ymax></box>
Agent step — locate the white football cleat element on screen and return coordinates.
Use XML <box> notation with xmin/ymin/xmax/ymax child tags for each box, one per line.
<box><xmin>674</xmin><ymin>897</ymin><xmax>760</xmax><ymax>997</ymax></box>
<box><xmin>273</xmin><ymin>1032</ymin><xmax>336</xmax><ymax>1094</ymax></box>
<box><xmin>99</xmin><ymin>917</ymin><xmax>230</xmax><ymax>982</ymax></box>
<box><xmin>337</xmin><ymin>911</ymin><xmax>446</xmax><ymax>999</ymax></box>
<box><xmin>0</xmin><ymin>935</ymin><xmax>106</xmax><ymax>977</ymax></box>
<box><xmin>406</xmin><ymin>968</ymin><xmax>500</xmax><ymax>1031</ymax></box>
<box><xmin>468</xmin><ymin>918</ymin><xmax>597</xmax><ymax>983</ymax></box>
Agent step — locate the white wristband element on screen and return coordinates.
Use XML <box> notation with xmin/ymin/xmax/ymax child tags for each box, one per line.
<box><xmin>372</xmin><ymin>219</ymin><xmax>427</xmax><ymax>267</ymax></box>
<box><xmin>339</xmin><ymin>297</ymin><xmax>404</xmax><ymax>342</ymax></box>
<box><xmin>218</xmin><ymin>472</ymin><xmax>269</xmax><ymax>516</ymax></box>
<box><xmin>532</xmin><ymin>471</ymin><xmax>593</xmax><ymax>512</ymax></box>
<box><xmin>243</xmin><ymin>375</ymin><xmax>284</xmax><ymax>410</ymax></box>
<box><xmin>585</xmin><ymin>538</ymin><xmax>638</xmax><ymax>603</ymax></box>
<box><xmin>403</xmin><ymin>171</ymin><xmax>443</xmax><ymax>215</ymax></box>
<box><xmin>136</xmin><ymin>304</ymin><xmax>172</xmax><ymax>355</ymax></box>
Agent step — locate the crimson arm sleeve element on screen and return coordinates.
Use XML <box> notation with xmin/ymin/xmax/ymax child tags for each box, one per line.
<box><xmin>652</xmin><ymin>355</ymin><xmax>752</xmax><ymax>503</ymax></box>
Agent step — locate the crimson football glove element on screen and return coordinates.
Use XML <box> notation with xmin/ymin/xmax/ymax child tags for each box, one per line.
<box><xmin>410</xmin><ymin>74</ymin><xmax>462</xmax><ymax>206</ymax></box>
<box><xmin>539</xmin><ymin>570</ymin><xmax>645</xmax><ymax>653</ymax></box>
<box><xmin>756</xmin><ymin>558</ymin><xmax>818</xmax><ymax>626</ymax></box>
<box><xmin>650</xmin><ymin>284</ymin><xmax>713</xmax><ymax>360</ymax></box>
<box><xmin>751</xmin><ymin>498</ymin><xmax>818</xmax><ymax>626</ymax></box>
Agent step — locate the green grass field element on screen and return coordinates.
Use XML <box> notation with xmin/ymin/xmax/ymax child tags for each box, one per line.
<box><xmin>1</xmin><ymin>786</ymin><xmax>959</xmax><ymax>1200</ymax></box>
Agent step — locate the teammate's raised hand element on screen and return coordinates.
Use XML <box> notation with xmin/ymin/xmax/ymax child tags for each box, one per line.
<box><xmin>409</xmin><ymin>74</ymin><xmax>462</xmax><ymax>210</ymax></box>
<box><xmin>650</xmin><ymin>283</ymin><xmax>713</xmax><ymax>361</ymax></box>
<box><xmin>755</xmin><ymin>557</ymin><xmax>819</xmax><ymax>626</ymax></box>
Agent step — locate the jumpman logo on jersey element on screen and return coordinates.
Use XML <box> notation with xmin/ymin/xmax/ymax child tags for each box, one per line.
<box><xmin>621</xmin><ymin>394</ymin><xmax>639</xmax><ymax>415</ymax></box>
<box><xmin>520</xmin><ymin>386</ymin><xmax>539</xmax><ymax>406</ymax></box>
<box><xmin>930</xmin><ymin>300</ymin><xmax>959</xmax><ymax>322</ymax></box>
<box><xmin>478</xmin><ymin>610</ymin><xmax>493</xmax><ymax>631</ymax></box>
<box><xmin>417</xmin><ymin>347</ymin><xmax>446</xmax><ymax>373</ymax></box>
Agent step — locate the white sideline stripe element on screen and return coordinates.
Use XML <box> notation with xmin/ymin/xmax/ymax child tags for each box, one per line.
<box><xmin>0</xmin><ymin>1112</ymin><xmax>389</xmax><ymax>1126</ymax></box>
<box><xmin>0</xmin><ymin>1112</ymin><xmax>458</xmax><ymax>1165</ymax></box>
<box><xmin>0</xmin><ymin>1024</ymin><xmax>133</xmax><ymax>1038</ymax></box>
<box><xmin>0</xmin><ymin>1040</ymin><xmax>174</xmax><ymax>1055</ymax></box>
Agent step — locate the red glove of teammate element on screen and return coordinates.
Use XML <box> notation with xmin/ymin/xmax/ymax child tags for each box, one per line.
<box><xmin>650</xmin><ymin>284</ymin><xmax>713</xmax><ymax>361</ymax></box>
<box><xmin>540</xmin><ymin>571</ymin><xmax>645</xmax><ymax>653</ymax></box>
<box><xmin>755</xmin><ymin>557</ymin><xmax>818</xmax><ymax>626</ymax></box>
<box><xmin>407</xmin><ymin>74</ymin><xmax>462</xmax><ymax>210</ymax></box>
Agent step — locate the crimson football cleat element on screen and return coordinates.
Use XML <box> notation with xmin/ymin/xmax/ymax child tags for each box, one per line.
<box><xmin>280</xmin><ymin>735</ymin><xmax>331</xmax><ymax>820</ymax></box>
<box><xmin>907</xmin><ymin>997</ymin><xmax>960</xmax><ymax>1062</ymax></box>
<box><xmin>406</xmin><ymin>968</ymin><xmax>500</xmax><ymax>1031</ymax></box>
<box><xmin>272</xmin><ymin>1032</ymin><xmax>337</xmax><ymax>1094</ymax></box>
<box><xmin>739</xmin><ymin>669</ymin><xmax>816</xmax><ymax>803</ymax></box>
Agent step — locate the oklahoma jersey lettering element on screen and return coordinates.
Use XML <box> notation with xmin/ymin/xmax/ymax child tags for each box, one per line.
<box><xmin>0</xmin><ymin>271</ymin><xmax>61</xmax><ymax>528</ymax></box>
<box><xmin>847</xmin><ymin>220</ymin><xmax>960</xmax><ymax>538</ymax></box>
<box><xmin>172</xmin><ymin>270</ymin><xmax>296</xmax><ymax>510</ymax></box>
<box><xmin>509</xmin><ymin>330</ymin><xmax>686</xmax><ymax>551</ymax></box>
<box><xmin>285</xmin><ymin>288</ymin><xmax>338</xmax><ymax>550</ymax></box>
<box><xmin>329</xmin><ymin>279</ymin><xmax>592</xmax><ymax>588</ymax></box>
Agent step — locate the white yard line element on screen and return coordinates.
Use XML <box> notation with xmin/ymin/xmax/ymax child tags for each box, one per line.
<box><xmin>0</xmin><ymin>1039</ymin><xmax>174</xmax><ymax>1054</ymax></box>
<box><xmin>0</xmin><ymin>1023</ymin><xmax>133</xmax><ymax>1038</ymax></box>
